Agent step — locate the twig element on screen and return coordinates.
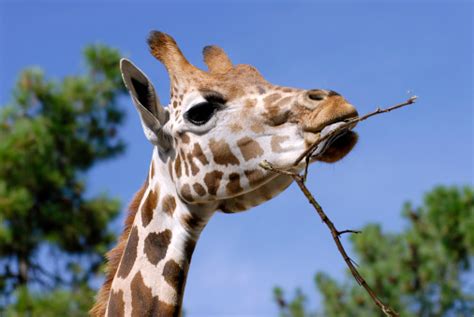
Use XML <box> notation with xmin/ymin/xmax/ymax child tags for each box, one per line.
<box><xmin>260</xmin><ymin>160</ymin><xmax>399</xmax><ymax>317</ymax></box>
<box><xmin>259</xmin><ymin>97</ymin><xmax>418</xmax><ymax>316</ymax></box>
<box><xmin>294</xmin><ymin>96</ymin><xmax>417</xmax><ymax>168</ymax></box>
<box><xmin>337</xmin><ymin>229</ymin><xmax>361</xmax><ymax>235</ymax></box>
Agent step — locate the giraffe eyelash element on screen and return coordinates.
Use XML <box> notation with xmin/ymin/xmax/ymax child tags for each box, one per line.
<box><xmin>200</xmin><ymin>90</ymin><xmax>227</xmax><ymax>105</ymax></box>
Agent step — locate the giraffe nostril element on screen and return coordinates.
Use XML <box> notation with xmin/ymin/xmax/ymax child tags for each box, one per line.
<box><xmin>307</xmin><ymin>89</ymin><xmax>327</xmax><ymax>101</ymax></box>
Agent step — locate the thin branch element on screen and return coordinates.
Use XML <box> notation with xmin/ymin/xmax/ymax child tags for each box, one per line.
<box><xmin>260</xmin><ymin>160</ymin><xmax>399</xmax><ymax>317</ymax></box>
<box><xmin>259</xmin><ymin>97</ymin><xmax>418</xmax><ymax>316</ymax></box>
<box><xmin>30</xmin><ymin>262</ymin><xmax>65</xmax><ymax>286</ymax></box>
<box><xmin>294</xmin><ymin>96</ymin><xmax>417</xmax><ymax>167</ymax></box>
<box><xmin>337</xmin><ymin>229</ymin><xmax>362</xmax><ymax>235</ymax></box>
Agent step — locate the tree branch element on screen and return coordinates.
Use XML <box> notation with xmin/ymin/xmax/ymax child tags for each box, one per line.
<box><xmin>261</xmin><ymin>161</ymin><xmax>398</xmax><ymax>316</ymax></box>
<box><xmin>259</xmin><ymin>96</ymin><xmax>418</xmax><ymax>317</ymax></box>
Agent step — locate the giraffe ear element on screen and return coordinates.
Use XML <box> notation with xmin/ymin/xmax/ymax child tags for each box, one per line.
<box><xmin>120</xmin><ymin>58</ymin><xmax>171</xmax><ymax>149</ymax></box>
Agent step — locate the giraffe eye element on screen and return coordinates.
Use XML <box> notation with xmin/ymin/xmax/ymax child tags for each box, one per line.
<box><xmin>185</xmin><ymin>102</ymin><xmax>220</xmax><ymax>126</ymax></box>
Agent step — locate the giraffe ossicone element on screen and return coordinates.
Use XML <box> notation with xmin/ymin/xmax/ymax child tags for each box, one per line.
<box><xmin>91</xmin><ymin>30</ymin><xmax>359</xmax><ymax>316</ymax></box>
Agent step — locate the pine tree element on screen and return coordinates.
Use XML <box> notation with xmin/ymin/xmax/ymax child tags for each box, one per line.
<box><xmin>0</xmin><ymin>44</ymin><xmax>127</xmax><ymax>315</ymax></box>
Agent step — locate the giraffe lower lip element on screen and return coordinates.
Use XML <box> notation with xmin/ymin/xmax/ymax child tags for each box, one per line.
<box><xmin>309</xmin><ymin>122</ymin><xmax>350</xmax><ymax>157</ymax></box>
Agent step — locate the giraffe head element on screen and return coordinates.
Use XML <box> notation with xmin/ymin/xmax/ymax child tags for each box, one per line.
<box><xmin>121</xmin><ymin>31</ymin><xmax>358</xmax><ymax>213</ymax></box>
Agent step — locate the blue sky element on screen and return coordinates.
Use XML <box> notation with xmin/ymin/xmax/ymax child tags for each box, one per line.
<box><xmin>0</xmin><ymin>1</ymin><xmax>472</xmax><ymax>315</ymax></box>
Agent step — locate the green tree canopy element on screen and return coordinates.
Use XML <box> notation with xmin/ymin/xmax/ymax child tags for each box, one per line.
<box><xmin>0</xmin><ymin>44</ymin><xmax>127</xmax><ymax>314</ymax></box>
<box><xmin>274</xmin><ymin>185</ymin><xmax>474</xmax><ymax>317</ymax></box>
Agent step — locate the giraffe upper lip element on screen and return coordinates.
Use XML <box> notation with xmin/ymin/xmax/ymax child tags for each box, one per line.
<box><xmin>303</xmin><ymin>114</ymin><xmax>358</xmax><ymax>134</ymax></box>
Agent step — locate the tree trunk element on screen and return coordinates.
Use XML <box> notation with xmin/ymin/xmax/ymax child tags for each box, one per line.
<box><xmin>18</xmin><ymin>256</ymin><xmax>29</xmax><ymax>285</ymax></box>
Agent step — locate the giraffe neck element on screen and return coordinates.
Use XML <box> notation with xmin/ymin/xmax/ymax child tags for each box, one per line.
<box><xmin>106</xmin><ymin>148</ymin><xmax>215</xmax><ymax>316</ymax></box>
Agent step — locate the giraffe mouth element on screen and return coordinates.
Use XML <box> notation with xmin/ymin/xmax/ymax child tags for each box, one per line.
<box><xmin>306</xmin><ymin>121</ymin><xmax>358</xmax><ymax>160</ymax></box>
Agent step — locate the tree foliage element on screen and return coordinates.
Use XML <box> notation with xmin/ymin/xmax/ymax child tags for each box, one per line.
<box><xmin>4</xmin><ymin>285</ymin><xmax>96</xmax><ymax>317</ymax></box>
<box><xmin>274</xmin><ymin>186</ymin><xmax>474</xmax><ymax>317</ymax></box>
<box><xmin>0</xmin><ymin>44</ymin><xmax>127</xmax><ymax>313</ymax></box>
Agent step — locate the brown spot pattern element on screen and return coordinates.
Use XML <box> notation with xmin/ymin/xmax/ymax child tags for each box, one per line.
<box><xmin>162</xmin><ymin>195</ymin><xmax>176</xmax><ymax>216</ymax></box>
<box><xmin>180</xmin><ymin>184</ymin><xmax>193</xmax><ymax>202</ymax></box>
<box><xmin>229</xmin><ymin>122</ymin><xmax>243</xmax><ymax>133</ymax></box>
<box><xmin>245</xmin><ymin>98</ymin><xmax>257</xmax><ymax>108</ymax></box>
<box><xmin>107</xmin><ymin>290</ymin><xmax>125</xmax><ymax>317</ymax></box>
<box><xmin>181</xmin><ymin>213</ymin><xmax>205</xmax><ymax>231</ymax></box>
<box><xmin>141</xmin><ymin>189</ymin><xmax>159</xmax><ymax>227</ymax></box>
<box><xmin>204</xmin><ymin>170</ymin><xmax>224</xmax><ymax>195</ymax></box>
<box><xmin>226</xmin><ymin>173</ymin><xmax>243</xmax><ymax>195</ymax></box>
<box><xmin>117</xmin><ymin>226</ymin><xmax>139</xmax><ymax>279</ymax></box>
<box><xmin>193</xmin><ymin>183</ymin><xmax>206</xmax><ymax>196</ymax></box>
<box><xmin>237</xmin><ymin>137</ymin><xmax>264</xmax><ymax>161</ymax></box>
<box><xmin>162</xmin><ymin>259</ymin><xmax>185</xmax><ymax>294</ymax></box>
<box><xmin>250</xmin><ymin>122</ymin><xmax>265</xmax><ymax>133</ymax></box>
<box><xmin>144</xmin><ymin>229</ymin><xmax>172</xmax><ymax>265</ymax></box>
<box><xmin>262</xmin><ymin>94</ymin><xmax>291</xmax><ymax>126</ymax></box>
<box><xmin>245</xmin><ymin>169</ymin><xmax>265</xmax><ymax>187</ymax></box>
<box><xmin>186</xmin><ymin>153</ymin><xmax>200</xmax><ymax>176</ymax></box>
<box><xmin>192</xmin><ymin>143</ymin><xmax>209</xmax><ymax>165</ymax></box>
<box><xmin>209</xmin><ymin>138</ymin><xmax>239</xmax><ymax>166</ymax></box>
<box><xmin>183</xmin><ymin>239</ymin><xmax>197</xmax><ymax>263</ymax></box>
<box><xmin>150</xmin><ymin>162</ymin><xmax>155</xmax><ymax>178</ymax></box>
<box><xmin>174</xmin><ymin>154</ymin><xmax>182</xmax><ymax>178</ymax></box>
<box><xmin>130</xmin><ymin>271</ymin><xmax>165</xmax><ymax>317</ymax></box>
<box><xmin>265</xmin><ymin>107</ymin><xmax>290</xmax><ymax>126</ymax></box>
<box><xmin>271</xmin><ymin>135</ymin><xmax>290</xmax><ymax>153</ymax></box>
<box><xmin>180</xmin><ymin>149</ymin><xmax>190</xmax><ymax>176</ymax></box>
<box><xmin>180</xmin><ymin>133</ymin><xmax>190</xmax><ymax>144</ymax></box>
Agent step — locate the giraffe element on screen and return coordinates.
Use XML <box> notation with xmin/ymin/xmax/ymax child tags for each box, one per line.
<box><xmin>91</xmin><ymin>31</ymin><xmax>359</xmax><ymax>316</ymax></box>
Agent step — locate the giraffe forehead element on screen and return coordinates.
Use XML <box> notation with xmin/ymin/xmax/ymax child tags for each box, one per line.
<box><xmin>169</xmin><ymin>72</ymin><xmax>272</xmax><ymax>111</ymax></box>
